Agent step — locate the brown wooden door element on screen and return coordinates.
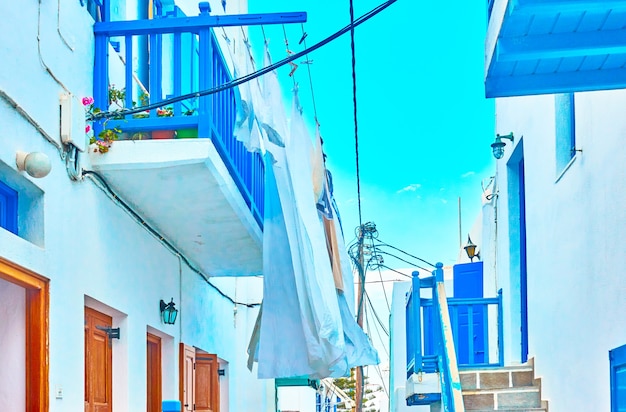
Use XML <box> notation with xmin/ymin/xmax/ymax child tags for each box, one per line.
<box><xmin>147</xmin><ymin>333</ymin><xmax>162</xmax><ymax>412</ymax></box>
<box><xmin>195</xmin><ymin>354</ymin><xmax>219</xmax><ymax>412</ymax></box>
<box><xmin>180</xmin><ymin>344</ymin><xmax>195</xmax><ymax>412</ymax></box>
<box><xmin>85</xmin><ymin>307</ymin><xmax>112</xmax><ymax>412</ymax></box>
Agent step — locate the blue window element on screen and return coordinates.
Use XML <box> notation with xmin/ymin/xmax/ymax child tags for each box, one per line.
<box><xmin>555</xmin><ymin>93</ymin><xmax>576</xmax><ymax>174</ymax></box>
<box><xmin>0</xmin><ymin>180</ymin><xmax>18</xmax><ymax>235</ymax></box>
<box><xmin>610</xmin><ymin>344</ymin><xmax>626</xmax><ymax>412</ymax></box>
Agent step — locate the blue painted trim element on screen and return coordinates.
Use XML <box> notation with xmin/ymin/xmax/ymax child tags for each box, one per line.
<box><xmin>519</xmin><ymin>158</ymin><xmax>528</xmax><ymax>363</ymax></box>
<box><xmin>406</xmin><ymin>393</ymin><xmax>441</xmax><ymax>406</ymax></box>
<box><xmin>497</xmin><ymin>289</ymin><xmax>504</xmax><ymax>367</ymax></box>
<box><xmin>610</xmin><ymin>343</ymin><xmax>626</xmax><ymax>412</ymax></box>
<box><xmin>94</xmin><ymin>12</ymin><xmax>307</xmax><ymax>36</ymax></box>
<box><xmin>0</xmin><ymin>180</ymin><xmax>18</xmax><ymax>235</ymax></box>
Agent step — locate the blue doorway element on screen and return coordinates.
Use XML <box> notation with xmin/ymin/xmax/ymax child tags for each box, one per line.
<box><xmin>453</xmin><ymin>262</ymin><xmax>486</xmax><ymax>365</ymax></box>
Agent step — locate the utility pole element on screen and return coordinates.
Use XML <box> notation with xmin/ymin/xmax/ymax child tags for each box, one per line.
<box><xmin>354</xmin><ymin>224</ymin><xmax>365</xmax><ymax>412</ymax></box>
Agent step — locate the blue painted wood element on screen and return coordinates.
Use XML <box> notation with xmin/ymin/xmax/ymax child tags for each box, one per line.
<box><xmin>94</xmin><ymin>12</ymin><xmax>307</xmax><ymax>36</ymax></box>
<box><xmin>406</xmin><ymin>271</ymin><xmax>423</xmax><ymax>378</ymax></box>
<box><xmin>519</xmin><ymin>158</ymin><xmax>529</xmax><ymax>363</ymax></box>
<box><xmin>486</xmin><ymin>0</ymin><xmax>626</xmax><ymax>97</ymax></box>
<box><xmin>92</xmin><ymin>12</ymin><xmax>278</xmax><ymax>228</ymax></box>
<box><xmin>453</xmin><ymin>262</ymin><xmax>486</xmax><ymax>366</ymax></box>
<box><xmin>610</xmin><ymin>343</ymin><xmax>626</xmax><ymax>412</ymax></box>
<box><xmin>0</xmin><ymin>180</ymin><xmax>18</xmax><ymax>235</ymax></box>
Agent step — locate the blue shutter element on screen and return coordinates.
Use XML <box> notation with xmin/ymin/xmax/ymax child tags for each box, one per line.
<box><xmin>0</xmin><ymin>180</ymin><xmax>18</xmax><ymax>235</ymax></box>
<box><xmin>610</xmin><ymin>344</ymin><xmax>626</xmax><ymax>412</ymax></box>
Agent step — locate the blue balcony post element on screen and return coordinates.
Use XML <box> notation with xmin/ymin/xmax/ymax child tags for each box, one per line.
<box><xmin>497</xmin><ymin>288</ymin><xmax>504</xmax><ymax>366</ymax></box>
<box><xmin>197</xmin><ymin>1</ymin><xmax>213</xmax><ymax>139</ymax></box>
<box><xmin>93</xmin><ymin>31</ymin><xmax>109</xmax><ymax>136</ymax></box>
<box><xmin>410</xmin><ymin>270</ymin><xmax>422</xmax><ymax>375</ymax></box>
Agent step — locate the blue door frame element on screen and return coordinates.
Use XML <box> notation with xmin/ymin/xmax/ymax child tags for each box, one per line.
<box><xmin>519</xmin><ymin>158</ymin><xmax>528</xmax><ymax>363</ymax></box>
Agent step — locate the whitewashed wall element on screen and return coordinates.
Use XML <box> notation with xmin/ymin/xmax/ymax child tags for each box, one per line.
<box><xmin>491</xmin><ymin>90</ymin><xmax>626</xmax><ymax>411</ymax></box>
<box><xmin>0</xmin><ymin>0</ymin><xmax>273</xmax><ymax>410</ymax></box>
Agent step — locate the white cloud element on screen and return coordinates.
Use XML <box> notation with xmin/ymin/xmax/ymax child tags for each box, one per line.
<box><xmin>461</xmin><ymin>171</ymin><xmax>476</xmax><ymax>178</ymax></box>
<box><xmin>396</xmin><ymin>183</ymin><xmax>421</xmax><ymax>194</ymax></box>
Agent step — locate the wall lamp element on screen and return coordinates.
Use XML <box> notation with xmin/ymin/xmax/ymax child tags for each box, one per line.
<box><xmin>16</xmin><ymin>151</ymin><xmax>52</xmax><ymax>178</ymax></box>
<box><xmin>463</xmin><ymin>235</ymin><xmax>480</xmax><ymax>262</ymax></box>
<box><xmin>160</xmin><ymin>298</ymin><xmax>178</xmax><ymax>325</ymax></box>
<box><xmin>491</xmin><ymin>133</ymin><xmax>514</xmax><ymax>160</ymax></box>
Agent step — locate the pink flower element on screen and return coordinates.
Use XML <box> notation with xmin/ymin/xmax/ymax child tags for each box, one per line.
<box><xmin>85</xmin><ymin>125</ymin><xmax>91</xmax><ymax>133</ymax></box>
<box><xmin>82</xmin><ymin>97</ymin><xmax>94</xmax><ymax>106</ymax></box>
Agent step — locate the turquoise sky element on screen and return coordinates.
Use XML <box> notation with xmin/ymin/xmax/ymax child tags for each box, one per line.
<box><xmin>248</xmin><ymin>0</ymin><xmax>495</xmax><ymax>267</ymax></box>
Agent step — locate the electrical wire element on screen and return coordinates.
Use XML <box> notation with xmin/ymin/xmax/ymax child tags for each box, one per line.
<box><xmin>82</xmin><ymin>170</ymin><xmax>261</xmax><ymax>308</ymax></box>
<box><xmin>300</xmin><ymin>23</ymin><xmax>318</xmax><ymax>124</ymax></box>
<box><xmin>375</xmin><ymin>238</ymin><xmax>437</xmax><ymax>268</ymax></box>
<box><xmin>90</xmin><ymin>0</ymin><xmax>398</xmax><ymax>121</ymax></box>
<box><xmin>375</xmin><ymin>250</ymin><xmax>431</xmax><ymax>273</ymax></box>
<box><xmin>375</xmin><ymin>264</ymin><xmax>413</xmax><ymax>279</ymax></box>
<box><xmin>349</xmin><ymin>0</ymin><xmax>362</xmax><ymax>228</ymax></box>
<box><xmin>364</xmin><ymin>291</ymin><xmax>389</xmax><ymax>337</ymax></box>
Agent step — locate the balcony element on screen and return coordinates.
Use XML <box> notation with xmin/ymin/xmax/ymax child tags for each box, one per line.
<box><xmin>89</xmin><ymin>7</ymin><xmax>265</xmax><ymax>276</ymax></box>
<box><xmin>486</xmin><ymin>0</ymin><xmax>626</xmax><ymax>97</ymax></box>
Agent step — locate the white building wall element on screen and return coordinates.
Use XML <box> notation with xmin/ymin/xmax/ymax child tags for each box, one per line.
<box><xmin>491</xmin><ymin>89</ymin><xmax>626</xmax><ymax>411</ymax></box>
<box><xmin>0</xmin><ymin>0</ymin><xmax>273</xmax><ymax>410</ymax></box>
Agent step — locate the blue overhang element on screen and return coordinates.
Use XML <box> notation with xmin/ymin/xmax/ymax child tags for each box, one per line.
<box><xmin>486</xmin><ymin>0</ymin><xmax>626</xmax><ymax>98</ymax></box>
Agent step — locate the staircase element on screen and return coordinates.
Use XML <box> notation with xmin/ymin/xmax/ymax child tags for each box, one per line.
<box><xmin>459</xmin><ymin>359</ymin><xmax>549</xmax><ymax>411</ymax></box>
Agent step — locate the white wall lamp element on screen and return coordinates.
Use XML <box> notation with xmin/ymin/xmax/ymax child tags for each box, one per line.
<box><xmin>491</xmin><ymin>133</ymin><xmax>514</xmax><ymax>160</ymax></box>
<box><xmin>16</xmin><ymin>151</ymin><xmax>52</xmax><ymax>178</ymax></box>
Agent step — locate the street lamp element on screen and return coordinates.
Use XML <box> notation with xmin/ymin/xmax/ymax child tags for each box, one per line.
<box><xmin>463</xmin><ymin>236</ymin><xmax>480</xmax><ymax>262</ymax></box>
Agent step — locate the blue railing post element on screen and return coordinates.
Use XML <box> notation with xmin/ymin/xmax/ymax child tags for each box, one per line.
<box><xmin>197</xmin><ymin>2</ymin><xmax>213</xmax><ymax>139</ymax></box>
<box><xmin>497</xmin><ymin>288</ymin><xmax>504</xmax><ymax>366</ymax></box>
<box><xmin>93</xmin><ymin>31</ymin><xmax>109</xmax><ymax>137</ymax></box>
<box><xmin>434</xmin><ymin>262</ymin><xmax>444</xmax><ymax>282</ymax></box>
<box><xmin>410</xmin><ymin>270</ymin><xmax>422</xmax><ymax>375</ymax></box>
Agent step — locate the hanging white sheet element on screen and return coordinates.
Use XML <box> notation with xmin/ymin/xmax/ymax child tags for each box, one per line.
<box><xmin>252</xmin><ymin>45</ymin><xmax>378</xmax><ymax>379</ymax></box>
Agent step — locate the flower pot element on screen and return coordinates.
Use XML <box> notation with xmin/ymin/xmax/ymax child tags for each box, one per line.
<box><xmin>176</xmin><ymin>128</ymin><xmax>198</xmax><ymax>139</ymax></box>
<box><xmin>152</xmin><ymin>130</ymin><xmax>175</xmax><ymax>140</ymax></box>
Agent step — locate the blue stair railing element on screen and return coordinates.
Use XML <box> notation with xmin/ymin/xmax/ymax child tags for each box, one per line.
<box><xmin>406</xmin><ymin>263</ymin><xmax>504</xmax><ymax>410</ymax></box>
<box><xmin>93</xmin><ymin>5</ymin><xmax>265</xmax><ymax>227</ymax></box>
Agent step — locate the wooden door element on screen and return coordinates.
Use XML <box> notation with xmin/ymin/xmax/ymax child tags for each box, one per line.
<box><xmin>195</xmin><ymin>354</ymin><xmax>219</xmax><ymax>412</ymax></box>
<box><xmin>147</xmin><ymin>333</ymin><xmax>162</xmax><ymax>412</ymax></box>
<box><xmin>179</xmin><ymin>344</ymin><xmax>195</xmax><ymax>412</ymax></box>
<box><xmin>85</xmin><ymin>307</ymin><xmax>112</xmax><ymax>412</ymax></box>
<box><xmin>0</xmin><ymin>258</ymin><xmax>49</xmax><ymax>412</ymax></box>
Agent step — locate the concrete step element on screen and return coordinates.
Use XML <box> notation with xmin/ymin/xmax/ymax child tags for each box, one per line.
<box><xmin>460</xmin><ymin>366</ymin><xmax>536</xmax><ymax>391</ymax></box>
<box><xmin>462</xmin><ymin>387</ymin><xmax>542</xmax><ymax>410</ymax></box>
<box><xmin>468</xmin><ymin>409</ymin><xmax>546</xmax><ymax>412</ymax></box>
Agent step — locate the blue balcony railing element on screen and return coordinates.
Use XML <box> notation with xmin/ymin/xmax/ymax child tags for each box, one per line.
<box><xmin>93</xmin><ymin>7</ymin><xmax>264</xmax><ymax>227</ymax></box>
<box><xmin>406</xmin><ymin>265</ymin><xmax>504</xmax><ymax>409</ymax></box>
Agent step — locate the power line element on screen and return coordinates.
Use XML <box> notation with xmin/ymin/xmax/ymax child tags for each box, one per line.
<box><xmin>375</xmin><ymin>238</ymin><xmax>437</xmax><ymax>268</ymax></box>
<box><xmin>90</xmin><ymin>0</ymin><xmax>398</xmax><ymax>121</ymax></box>
<box><xmin>349</xmin><ymin>0</ymin><xmax>362</xmax><ymax>228</ymax></box>
<box><xmin>374</xmin><ymin>250</ymin><xmax>431</xmax><ymax>272</ymax></box>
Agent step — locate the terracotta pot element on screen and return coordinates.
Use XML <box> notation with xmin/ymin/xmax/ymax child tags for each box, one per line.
<box><xmin>152</xmin><ymin>130</ymin><xmax>175</xmax><ymax>140</ymax></box>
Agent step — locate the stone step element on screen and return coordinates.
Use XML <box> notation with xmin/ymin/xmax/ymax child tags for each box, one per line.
<box><xmin>462</xmin><ymin>387</ymin><xmax>542</xmax><ymax>410</ymax></box>
<box><xmin>468</xmin><ymin>409</ymin><xmax>547</xmax><ymax>412</ymax></box>
<box><xmin>460</xmin><ymin>367</ymin><xmax>535</xmax><ymax>391</ymax></box>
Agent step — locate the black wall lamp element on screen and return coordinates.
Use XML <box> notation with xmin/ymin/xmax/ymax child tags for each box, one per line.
<box><xmin>160</xmin><ymin>298</ymin><xmax>179</xmax><ymax>325</ymax></box>
<box><xmin>491</xmin><ymin>133</ymin><xmax>514</xmax><ymax>159</ymax></box>
<box><xmin>463</xmin><ymin>235</ymin><xmax>480</xmax><ymax>262</ymax></box>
